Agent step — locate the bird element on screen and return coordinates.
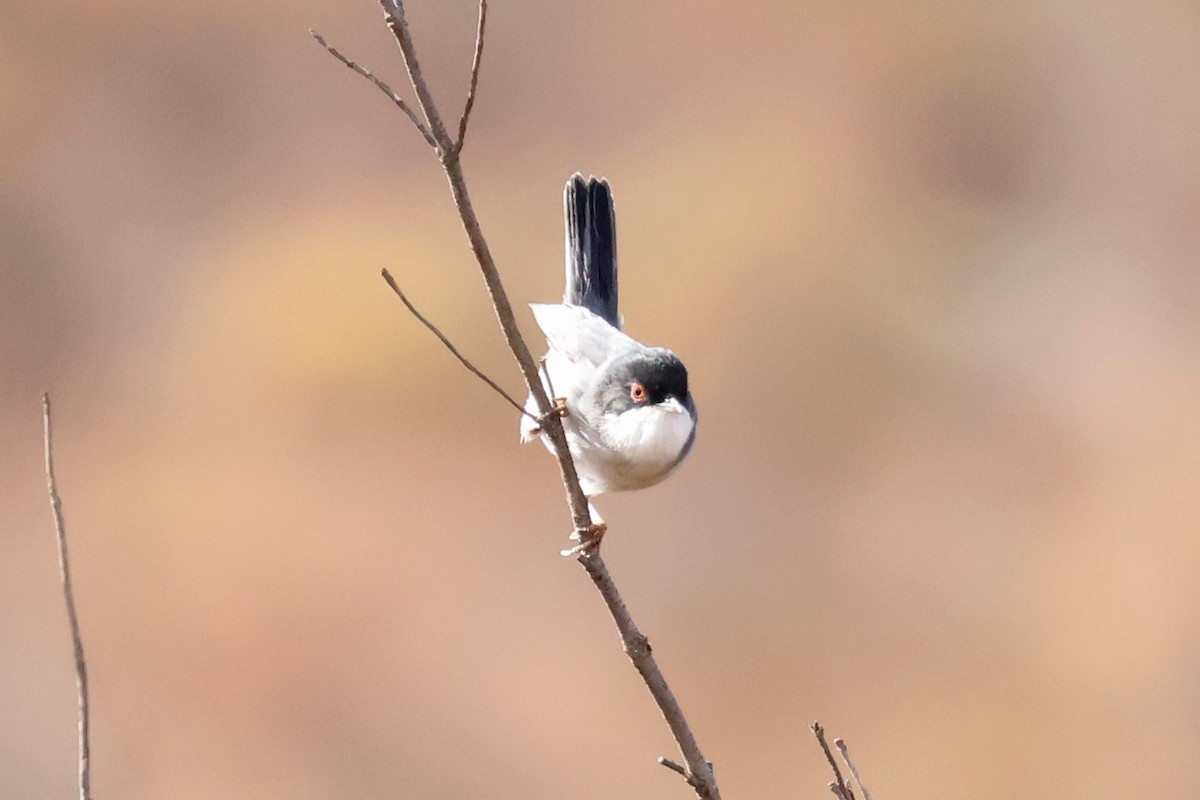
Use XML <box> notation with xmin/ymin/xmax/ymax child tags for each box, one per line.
<box><xmin>520</xmin><ymin>173</ymin><xmax>696</xmax><ymax>552</ymax></box>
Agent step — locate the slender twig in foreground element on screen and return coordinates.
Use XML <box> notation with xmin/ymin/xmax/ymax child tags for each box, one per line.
<box><xmin>812</xmin><ymin>722</ymin><xmax>854</xmax><ymax>800</ymax></box>
<box><xmin>309</xmin><ymin>29</ymin><xmax>436</xmax><ymax>148</ymax></box>
<box><xmin>835</xmin><ymin>738</ymin><xmax>872</xmax><ymax>800</ymax></box>
<box><xmin>42</xmin><ymin>394</ymin><xmax>92</xmax><ymax>800</ymax></box>
<box><xmin>316</xmin><ymin>4</ymin><xmax>721</xmax><ymax>799</ymax></box>
<box><xmin>381</xmin><ymin>267</ymin><xmax>531</xmax><ymax>418</ymax></box>
<box><xmin>452</xmin><ymin>0</ymin><xmax>487</xmax><ymax>154</ymax></box>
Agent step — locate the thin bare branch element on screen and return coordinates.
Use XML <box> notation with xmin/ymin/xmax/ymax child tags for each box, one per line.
<box><xmin>375</xmin><ymin>0</ymin><xmax>592</xmax><ymax>531</ymax></box>
<box><xmin>379</xmin><ymin>0</ymin><xmax>455</xmax><ymax>153</ymax></box>
<box><xmin>381</xmin><ymin>268</ymin><xmax>531</xmax><ymax>419</ymax></box>
<box><xmin>310</xmin><ymin>29</ymin><xmax>436</xmax><ymax>148</ymax></box>
<box><xmin>835</xmin><ymin>738</ymin><xmax>872</xmax><ymax>800</ymax></box>
<box><xmin>43</xmin><ymin>393</ymin><xmax>92</xmax><ymax>800</ymax></box>
<box><xmin>452</xmin><ymin>0</ymin><xmax>487</xmax><ymax>154</ymax></box>
<box><xmin>582</xmin><ymin>551</ymin><xmax>719</xmax><ymax>799</ymax></box>
<box><xmin>812</xmin><ymin>722</ymin><xmax>854</xmax><ymax>800</ymax></box>
<box><xmin>322</xmin><ymin>4</ymin><xmax>721</xmax><ymax>799</ymax></box>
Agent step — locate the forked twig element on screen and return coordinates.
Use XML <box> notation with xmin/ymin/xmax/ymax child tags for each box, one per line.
<box><xmin>812</xmin><ymin>722</ymin><xmax>855</xmax><ymax>800</ymax></box>
<box><xmin>381</xmin><ymin>267</ymin><xmax>531</xmax><ymax>418</ymax></box>
<box><xmin>309</xmin><ymin>29</ymin><xmax>436</xmax><ymax>147</ymax></box>
<box><xmin>314</xmin><ymin>4</ymin><xmax>720</xmax><ymax>799</ymax></box>
<box><xmin>42</xmin><ymin>394</ymin><xmax>92</xmax><ymax>800</ymax></box>
<box><xmin>367</xmin><ymin>0</ymin><xmax>592</xmax><ymax>522</ymax></box>
<box><xmin>583</xmin><ymin>550</ymin><xmax>717</xmax><ymax>797</ymax></box>
<box><xmin>380</xmin><ymin>0</ymin><xmax>456</xmax><ymax>154</ymax></box>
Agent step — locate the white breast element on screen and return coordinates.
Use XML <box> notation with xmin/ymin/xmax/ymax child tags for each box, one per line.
<box><xmin>571</xmin><ymin>399</ymin><xmax>694</xmax><ymax>495</ymax></box>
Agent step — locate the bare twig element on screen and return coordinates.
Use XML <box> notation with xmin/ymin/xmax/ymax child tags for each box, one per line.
<box><xmin>812</xmin><ymin>722</ymin><xmax>854</xmax><ymax>800</ymax></box>
<box><xmin>658</xmin><ymin>756</ymin><xmax>690</xmax><ymax>778</ymax></box>
<box><xmin>310</xmin><ymin>29</ymin><xmax>436</xmax><ymax>148</ymax></box>
<box><xmin>375</xmin><ymin>0</ymin><xmax>592</xmax><ymax>529</ymax></box>
<box><xmin>317</xmin><ymin>3</ymin><xmax>721</xmax><ymax>799</ymax></box>
<box><xmin>42</xmin><ymin>394</ymin><xmax>92</xmax><ymax>800</ymax></box>
<box><xmin>381</xmin><ymin>267</ymin><xmax>532</xmax><ymax>418</ymax></box>
<box><xmin>836</xmin><ymin>738</ymin><xmax>872</xmax><ymax>800</ymax></box>
<box><xmin>380</xmin><ymin>0</ymin><xmax>455</xmax><ymax>154</ymax></box>
<box><xmin>452</xmin><ymin>0</ymin><xmax>487</xmax><ymax>154</ymax></box>
<box><xmin>584</xmin><ymin>551</ymin><xmax>718</xmax><ymax>798</ymax></box>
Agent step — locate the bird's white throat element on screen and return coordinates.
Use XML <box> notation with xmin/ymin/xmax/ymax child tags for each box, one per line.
<box><xmin>605</xmin><ymin>398</ymin><xmax>694</xmax><ymax>472</ymax></box>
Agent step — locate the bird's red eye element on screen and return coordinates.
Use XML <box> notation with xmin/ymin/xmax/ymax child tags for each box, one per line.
<box><xmin>630</xmin><ymin>382</ymin><xmax>647</xmax><ymax>403</ymax></box>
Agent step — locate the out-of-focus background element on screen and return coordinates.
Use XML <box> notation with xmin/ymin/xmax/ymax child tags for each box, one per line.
<box><xmin>4</xmin><ymin>0</ymin><xmax>1200</xmax><ymax>797</ymax></box>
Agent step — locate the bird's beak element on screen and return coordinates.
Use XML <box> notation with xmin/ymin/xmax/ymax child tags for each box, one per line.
<box><xmin>660</xmin><ymin>396</ymin><xmax>688</xmax><ymax>415</ymax></box>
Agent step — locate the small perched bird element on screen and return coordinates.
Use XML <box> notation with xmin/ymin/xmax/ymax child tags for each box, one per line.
<box><xmin>521</xmin><ymin>174</ymin><xmax>697</xmax><ymax>550</ymax></box>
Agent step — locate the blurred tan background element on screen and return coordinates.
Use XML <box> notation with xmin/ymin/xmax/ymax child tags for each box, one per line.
<box><xmin>4</xmin><ymin>0</ymin><xmax>1200</xmax><ymax>797</ymax></box>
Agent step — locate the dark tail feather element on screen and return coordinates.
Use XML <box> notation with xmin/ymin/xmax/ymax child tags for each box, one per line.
<box><xmin>564</xmin><ymin>173</ymin><xmax>619</xmax><ymax>328</ymax></box>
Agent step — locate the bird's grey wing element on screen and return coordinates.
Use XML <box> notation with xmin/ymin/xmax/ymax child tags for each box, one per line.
<box><xmin>530</xmin><ymin>303</ymin><xmax>639</xmax><ymax>367</ymax></box>
<box><xmin>564</xmin><ymin>174</ymin><xmax>620</xmax><ymax>329</ymax></box>
<box><xmin>520</xmin><ymin>304</ymin><xmax>636</xmax><ymax>444</ymax></box>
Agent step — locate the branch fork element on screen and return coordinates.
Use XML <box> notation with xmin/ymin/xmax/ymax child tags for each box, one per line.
<box><xmin>812</xmin><ymin>722</ymin><xmax>871</xmax><ymax>800</ymax></box>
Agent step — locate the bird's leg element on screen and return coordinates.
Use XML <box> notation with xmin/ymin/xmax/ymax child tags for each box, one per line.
<box><xmin>541</xmin><ymin>359</ymin><xmax>569</xmax><ymax>418</ymax></box>
<box><xmin>561</xmin><ymin>501</ymin><xmax>607</xmax><ymax>557</ymax></box>
<box><xmin>539</xmin><ymin>357</ymin><xmax>557</xmax><ymax>400</ymax></box>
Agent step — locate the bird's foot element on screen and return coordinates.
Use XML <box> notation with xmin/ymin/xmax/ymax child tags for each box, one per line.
<box><xmin>546</xmin><ymin>397</ymin><xmax>569</xmax><ymax>421</ymax></box>
<box><xmin>530</xmin><ymin>400</ymin><xmax>566</xmax><ymax>438</ymax></box>
<box><xmin>561</xmin><ymin>522</ymin><xmax>607</xmax><ymax>557</ymax></box>
<box><xmin>530</xmin><ymin>397</ymin><xmax>569</xmax><ymax>437</ymax></box>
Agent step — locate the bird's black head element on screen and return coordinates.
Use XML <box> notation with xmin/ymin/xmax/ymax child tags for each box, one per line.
<box><xmin>599</xmin><ymin>348</ymin><xmax>693</xmax><ymax>415</ymax></box>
